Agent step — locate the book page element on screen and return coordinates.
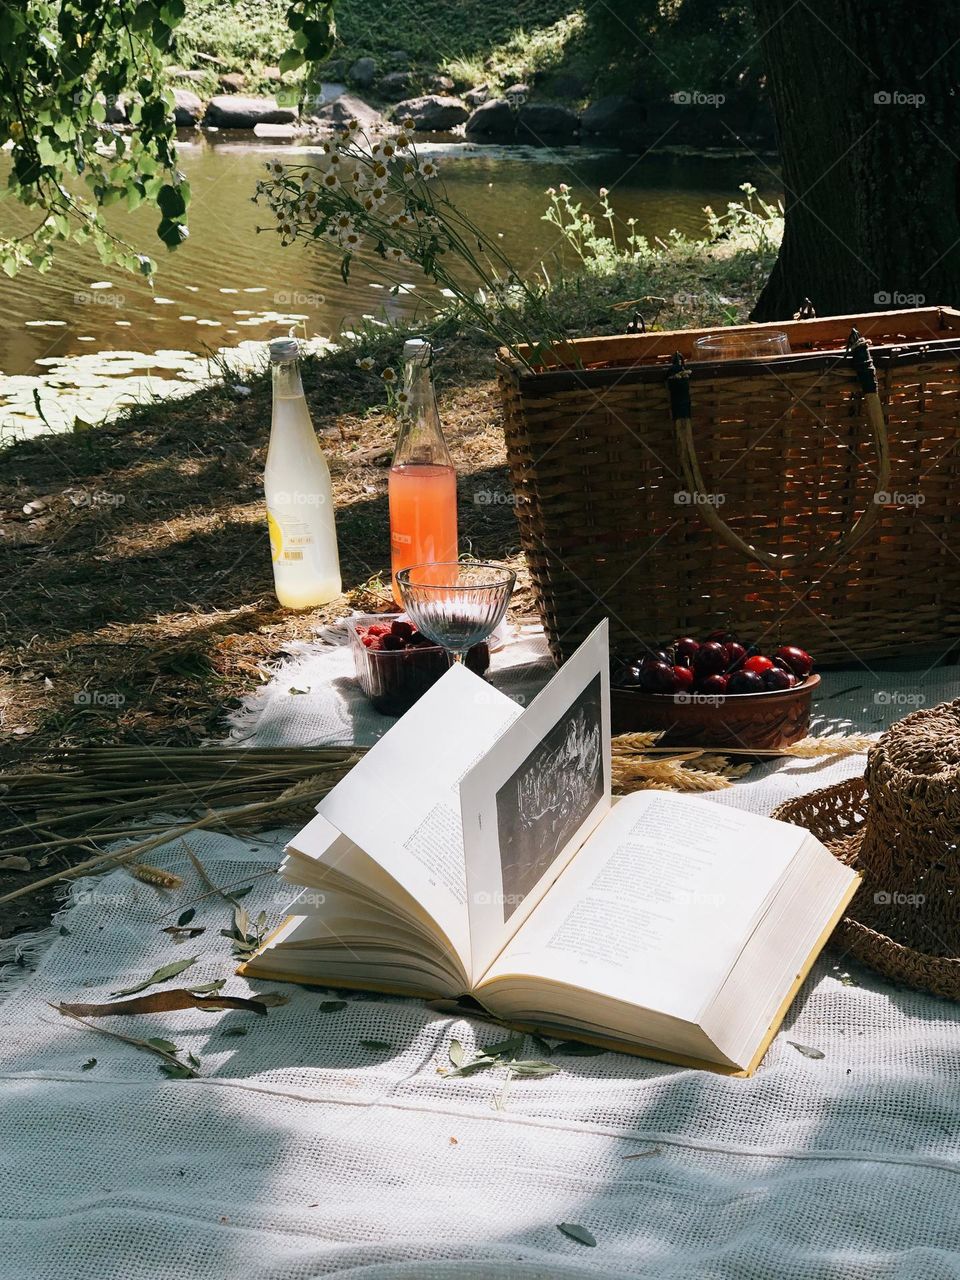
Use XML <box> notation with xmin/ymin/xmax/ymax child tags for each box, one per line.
<box><xmin>480</xmin><ymin>789</ymin><xmax>807</xmax><ymax>1022</ymax></box>
<box><xmin>459</xmin><ymin>620</ymin><xmax>611</xmax><ymax>980</ymax></box>
<box><xmin>316</xmin><ymin>661</ymin><xmax>521</xmax><ymax>966</ymax></box>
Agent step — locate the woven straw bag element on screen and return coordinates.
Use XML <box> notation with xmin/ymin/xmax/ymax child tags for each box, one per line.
<box><xmin>497</xmin><ymin>307</ymin><xmax>960</xmax><ymax>665</ymax></box>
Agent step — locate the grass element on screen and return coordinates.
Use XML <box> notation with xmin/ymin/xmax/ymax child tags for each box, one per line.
<box><xmin>172</xmin><ymin>0</ymin><xmax>589</xmax><ymax>95</ymax></box>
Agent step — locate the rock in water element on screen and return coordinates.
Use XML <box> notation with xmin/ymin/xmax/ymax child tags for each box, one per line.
<box><xmin>390</xmin><ymin>95</ymin><xmax>469</xmax><ymax>130</ymax></box>
<box><xmin>517</xmin><ymin>102</ymin><xmax>580</xmax><ymax>143</ymax></box>
<box><xmin>173</xmin><ymin>89</ymin><xmax>204</xmax><ymax>127</ymax></box>
<box><xmin>464</xmin><ymin>98</ymin><xmax>516</xmax><ymax>141</ymax></box>
<box><xmin>203</xmin><ymin>96</ymin><xmax>298</xmax><ymax>129</ymax></box>
<box><xmin>308</xmin><ymin>94</ymin><xmax>385</xmax><ymax>133</ymax></box>
<box><xmin>581</xmin><ymin>95</ymin><xmax>643</xmax><ymax>138</ymax></box>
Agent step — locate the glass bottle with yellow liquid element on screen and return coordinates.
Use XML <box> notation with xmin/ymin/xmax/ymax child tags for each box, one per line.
<box><xmin>264</xmin><ymin>337</ymin><xmax>342</xmax><ymax>608</ymax></box>
<box><xmin>389</xmin><ymin>339</ymin><xmax>458</xmax><ymax>605</ymax></box>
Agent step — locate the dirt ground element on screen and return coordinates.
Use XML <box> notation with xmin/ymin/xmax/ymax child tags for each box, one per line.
<box><xmin>0</xmin><ymin>340</ymin><xmax>539</xmax><ymax>940</ymax></box>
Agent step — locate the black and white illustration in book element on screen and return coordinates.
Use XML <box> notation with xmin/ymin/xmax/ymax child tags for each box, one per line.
<box><xmin>494</xmin><ymin>672</ymin><xmax>604</xmax><ymax>921</ymax></box>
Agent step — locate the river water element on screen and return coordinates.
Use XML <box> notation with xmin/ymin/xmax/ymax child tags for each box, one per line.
<box><xmin>0</xmin><ymin>134</ymin><xmax>779</xmax><ymax>438</ymax></box>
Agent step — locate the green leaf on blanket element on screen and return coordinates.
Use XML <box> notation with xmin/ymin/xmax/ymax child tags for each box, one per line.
<box><xmin>481</xmin><ymin>1033</ymin><xmax>526</xmax><ymax>1061</ymax></box>
<box><xmin>189</xmin><ymin>979</ymin><xmax>226</xmax><ymax>995</ymax></box>
<box><xmin>221</xmin><ymin>1026</ymin><xmax>248</xmax><ymax>1037</ymax></box>
<box><xmin>81</xmin><ymin>1057</ymin><xmax>97</xmax><ymax>1071</ymax></box>
<box><xmin>448</xmin><ymin>1038</ymin><xmax>465</xmax><ymax>1068</ymax></box>
<box><xmin>507</xmin><ymin>1060</ymin><xmax>559</xmax><ymax>1078</ymax></box>
<box><xmin>319</xmin><ymin>1000</ymin><xmax>347</xmax><ymax>1012</ymax></box>
<box><xmin>161</xmin><ymin>925</ymin><xmax>205</xmax><ymax>943</ymax></box>
<box><xmin>160</xmin><ymin>1061</ymin><xmax>197</xmax><ymax>1080</ymax></box>
<box><xmin>552</xmin><ymin>1040</ymin><xmax>607</xmax><ymax>1056</ymax></box>
<box><xmin>111</xmin><ymin>955</ymin><xmax>198</xmax><ymax>997</ymax></box>
<box><xmin>557</xmin><ymin>1222</ymin><xmax>596</xmax><ymax>1247</ymax></box>
<box><xmin>146</xmin><ymin>1037</ymin><xmax>178</xmax><ymax>1054</ymax></box>
<box><xmin>360</xmin><ymin>1039</ymin><xmax>393</xmax><ymax>1052</ymax></box>
<box><xmin>177</xmin><ymin>908</ymin><xmax>196</xmax><ymax>927</ymax></box>
<box><xmin>788</xmin><ymin>1041</ymin><xmax>825</xmax><ymax>1060</ymax></box>
<box><xmin>442</xmin><ymin>1056</ymin><xmax>497</xmax><ymax>1078</ymax></box>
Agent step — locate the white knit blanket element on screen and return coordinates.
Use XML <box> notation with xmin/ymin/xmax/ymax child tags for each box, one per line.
<box><xmin>3</xmin><ymin>627</ymin><xmax>960</xmax><ymax>1279</ymax></box>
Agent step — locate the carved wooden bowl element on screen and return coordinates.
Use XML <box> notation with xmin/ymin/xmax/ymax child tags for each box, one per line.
<box><xmin>611</xmin><ymin>675</ymin><xmax>820</xmax><ymax>751</ymax></box>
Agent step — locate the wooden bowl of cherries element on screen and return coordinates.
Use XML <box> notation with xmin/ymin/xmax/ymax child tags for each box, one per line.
<box><xmin>611</xmin><ymin>630</ymin><xmax>819</xmax><ymax>750</ymax></box>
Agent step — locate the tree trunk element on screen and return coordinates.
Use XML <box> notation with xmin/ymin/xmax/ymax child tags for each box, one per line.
<box><xmin>751</xmin><ymin>2</ymin><xmax>960</xmax><ymax>320</ymax></box>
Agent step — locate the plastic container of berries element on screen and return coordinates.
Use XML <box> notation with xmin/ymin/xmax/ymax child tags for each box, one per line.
<box><xmin>610</xmin><ymin>633</ymin><xmax>820</xmax><ymax>750</ymax></box>
<box><xmin>348</xmin><ymin>613</ymin><xmax>490</xmax><ymax>717</ymax></box>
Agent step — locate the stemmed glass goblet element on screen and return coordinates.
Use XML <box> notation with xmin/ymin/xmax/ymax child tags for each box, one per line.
<box><xmin>397</xmin><ymin>561</ymin><xmax>516</xmax><ymax>664</ymax></box>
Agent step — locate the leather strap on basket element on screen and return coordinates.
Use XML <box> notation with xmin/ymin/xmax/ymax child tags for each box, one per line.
<box><xmin>667</xmin><ymin>329</ymin><xmax>892</xmax><ymax>571</ymax></box>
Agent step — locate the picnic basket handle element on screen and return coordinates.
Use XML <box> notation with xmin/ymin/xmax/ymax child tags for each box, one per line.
<box><xmin>667</xmin><ymin>331</ymin><xmax>891</xmax><ymax>571</ymax></box>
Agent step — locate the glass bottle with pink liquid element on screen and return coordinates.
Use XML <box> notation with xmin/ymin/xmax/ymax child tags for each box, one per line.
<box><xmin>389</xmin><ymin>339</ymin><xmax>458</xmax><ymax>605</ymax></box>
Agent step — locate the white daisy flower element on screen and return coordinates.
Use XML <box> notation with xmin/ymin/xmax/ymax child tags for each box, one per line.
<box><xmin>381</xmin><ymin>367</ymin><xmax>396</xmax><ymax>383</ymax></box>
<box><xmin>379</xmin><ymin>139</ymin><xmax>397</xmax><ymax>159</ymax></box>
<box><xmin>333</xmin><ymin>211</ymin><xmax>353</xmax><ymax>230</ymax></box>
<box><xmin>386</xmin><ymin>246</ymin><xmax>408</xmax><ymax>263</ymax></box>
<box><xmin>418</xmin><ymin>160</ymin><xmax>439</xmax><ymax>180</ymax></box>
<box><xmin>265</xmin><ymin>160</ymin><xmax>285</xmax><ymax>178</ymax></box>
<box><xmin>343</xmin><ymin>118</ymin><xmax>362</xmax><ymax>137</ymax></box>
<box><xmin>396</xmin><ymin>390</ymin><xmax>409</xmax><ymax>406</ymax></box>
<box><xmin>301</xmin><ymin>172</ymin><xmax>315</xmax><ymax>191</ymax></box>
<box><xmin>393</xmin><ymin>130</ymin><xmax>411</xmax><ymax>150</ymax></box>
<box><xmin>342</xmin><ymin>229</ymin><xmax>362</xmax><ymax>249</ymax></box>
<box><xmin>356</xmin><ymin>356</ymin><xmax>374</xmax><ymax>370</ymax></box>
<box><xmin>370</xmin><ymin>160</ymin><xmax>388</xmax><ymax>180</ymax></box>
<box><xmin>321</xmin><ymin>171</ymin><xmax>341</xmax><ymax>190</ymax></box>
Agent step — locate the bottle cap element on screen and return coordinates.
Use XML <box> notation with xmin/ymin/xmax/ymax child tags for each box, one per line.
<box><xmin>269</xmin><ymin>337</ymin><xmax>299</xmax><ymax>363</ymax></box>
<box><xmin>403</xmin><ymin>337</ymin><xmax>430</xmax><ymax>361</ymax></box>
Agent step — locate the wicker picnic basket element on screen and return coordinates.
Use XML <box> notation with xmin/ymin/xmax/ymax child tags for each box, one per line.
<box><xmin>497</xmin><ymin>307</ymin><xmax>960</xmax><ymax>665</ymax></box>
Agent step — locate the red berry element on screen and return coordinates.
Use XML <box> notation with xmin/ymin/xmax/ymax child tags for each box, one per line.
<box><xmin>773</xmin><ymin>645</ymin><xmax>814</xmax><ymax>678</ymax></box>
<box><xmin>722</xmin><ymin>641</ymin><xmax>747</xmax><ymax>671</ymax></box>
<box><xmin>367</xmin><ymin>622</ymin><xmax>390</xmax><ymax>637</ymax></box>
<box><xmin>640</xmin><ymin>660</ymin><xmax>678</xmax><ymax>694</ymax></box>
<box><xmin>727</xmin><ymin>670</ymin><xmax>764</xmax><ymax>694</ymax></box>
<box><xmin>694</xmin><ymin>641</ymin><xmax>726</xmax><ymax>675</ymax></box>
<box><xmin>674</xmin><ymin>637</ymin><xmax>700</xmax><ymax>662</ymax></box>
<box><xmin>362</xmin><ymin>635</ymin><xmax>384</xmax><ymax>651</ymax></box>
<box><xmin>743</xmin><ymin>654</ymin><xmax>775</xmax><ymax>675</ymax></box>
<box><xmin>673</xmin><ymin>665</ymin><xmax>695</xmax><ymax>691</ymax></box>
<box><xmin>762</xmin><ymin>667</ymin><xmax>797</xmax><ymax>691</ymax></box>
<box><xmin>390</xmin><ymin>619</ymin><xmax>416</xmax><ymax>643</ymax></box>
<box><xmin>697</xmin><ymin>673</ymin><xmax>729</xmax><ymax>695</ymax></box>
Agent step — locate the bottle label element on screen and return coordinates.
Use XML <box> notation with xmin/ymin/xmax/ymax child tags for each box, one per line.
<box><xmin>267</xmin><ymin>508</ymin><xmax>316</xmax><ymax>564</ymax></box>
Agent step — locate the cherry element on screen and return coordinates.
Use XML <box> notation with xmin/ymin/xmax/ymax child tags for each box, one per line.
<box><xmin>617</xmin><ymin>663</ymin><xmax>644</xmax><ymax>688</ymax></box>
<box><xmin>771</xmin><ymin>654</ymin><xmax>792</xmax><ymax>671</ymax></box>
<box><xmin>773</xmin><ymin>645</ymin><xmax>814</xmax><ymax>678</ymax></box>
<box><xmin>762</xmin><ymin>667</ymin><xmax>797</xmax><ymax>691</ymax></box>
<box><xmin>390</xmin><ymin>619</ymin><xmax>417</xmax><ymax>642</ymax></box>
<box><xmin>673</xmin><ymin>665</ymin><xmax>695</xmax><ymax>692</ymax></box>
<box><xmin>697</xmin><ymin>673</ymin><xmax>729</xmax><ymax>695</ymax></box>
<box><xmin>722</xmin><ymin>641</ymin><xmax>747</xmax><ymax>671</ymax></box>
<box><xmin>727</xmin><ymin>670</ymin><xmax>764</xmax><ymax>694</ymax></box>
<box><xmin>742</xmin><ymin>654</ymin><xmax>775</xmax><ymax>675</ymax></box>
<box><xmin>694</xmin><ymin>641</ymin><xmax>726</xmax><ymax>676</ymax></box>
<box><xmin>642</xmin><ymin>649</ymin><xmax>672</xmax><ymax>667</ymax></box>
<box><xmin>640</xmin><ymin>660</ymin><xmax>679</xmax><ymax>694</ymax></box>
<box><xmin>674</xmin><ymin>637</ymin><xmax>700</xmax><ymax>663</ymax></box>
<box><xmin>705</xmin><ymin>628</ymin><xmax>737</xmax><ymax>644</ymax></box>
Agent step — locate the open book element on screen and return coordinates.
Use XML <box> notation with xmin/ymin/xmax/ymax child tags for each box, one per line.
<box><xmin>240</xmin><ymin>621</ymin><xmax>859</xmax><ymax>1075</ymax></box>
